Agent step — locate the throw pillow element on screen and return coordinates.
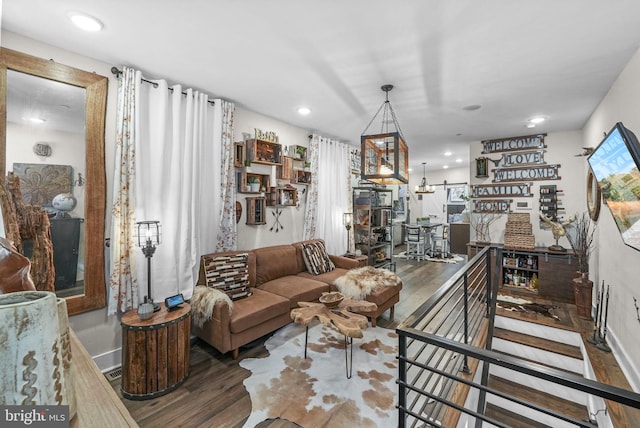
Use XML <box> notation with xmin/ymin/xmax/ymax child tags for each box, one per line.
<box><xmin>201</xmin><ymin>253</ymin><xmax>252</xmax><ymax>300</ymax></box>
<box><xmin>301</xmin><ymin>241</ymin><xmax>335</xmax><ymax>275</ymax></box>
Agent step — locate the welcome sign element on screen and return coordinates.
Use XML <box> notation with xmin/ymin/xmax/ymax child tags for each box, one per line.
<box><xmin>482</xmin><ymin>134</ymin><xmax>546</xmax><ymax>154</ymax></box>
<box><xmin>493</xmin><ymin>165</ymin><xmax>560</xmax><ymax>182</ymax></box>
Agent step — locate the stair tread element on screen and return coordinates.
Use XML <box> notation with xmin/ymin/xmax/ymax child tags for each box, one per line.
<box><xmin>488</xmin><ymin>375</ymin><xmax>590</xmax><ymax>422</ymax></box>
<box><xmin>494</xmin><ymin>327</ymin><xmax>583</xmax><ymax>360</ymax></box>
<box><xmin>485</xmin><ymin>402</ymin><xmax>552</xmax><ymax>428</ymax></box>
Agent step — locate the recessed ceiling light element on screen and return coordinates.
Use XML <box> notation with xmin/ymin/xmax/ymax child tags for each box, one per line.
<box><xmin>455</xmin><ymin>158</ymin><xmax>462</xmax><ymax>163</ymax></box>
<box><xmin>68</xmin><ymin>12</ymin><xmax>104</xmax><ymax>32</ymax></box>
<box><xmin>297</xmin><ymin>107</ymin><xmax>311</xmax><ymax>115</ymax></box>
<box><xmin>444</xmin><ymin>151</ymin><xmax>452</xmax><ymax>156</ymax></box>
<box><xmin>28</xmin><ymin>117</ymin><xmax>46</xmax><ymax>124</ymax></box>
<box><xmin>526</xmin><ymin>123</ymin><xmax>536</xmax><ymax>128</ymax></box>
<box><xmin>443</xmin><ymin>165</ymin><xmax>449</xmax><ymax>169</ymax></box>
<box><xmin>529</xmin><ymin>116</ymin><xmax>545</xmax><ymax>124</ymax></box>
<box><xmin>408</xmin><ymin>168</ymin><xmax>413</xmax><ymax>172</ymax></box>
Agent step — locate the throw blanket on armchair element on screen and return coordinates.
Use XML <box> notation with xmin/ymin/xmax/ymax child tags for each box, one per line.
<box><xmin>333</xmin><ymin>266</ymin><xmax>401</xmax><ymax>300</ymax></box>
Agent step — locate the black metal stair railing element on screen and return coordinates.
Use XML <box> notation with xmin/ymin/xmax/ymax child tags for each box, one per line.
<box><xmin>396</xmin><ymin>245</ymin><xmax>640</xmax><ymax>428</ymax></box>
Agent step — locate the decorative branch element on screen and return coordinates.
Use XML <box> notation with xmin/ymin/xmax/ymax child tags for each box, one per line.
<box><xmin>634</xmin><ymin>297</ymin><xmax>640</xmax><ymax>324</ymax></box>
<box><xmin>564</xmin><ymin>212</ymin><xmax>595</xmax><ymax>273</ymax></box>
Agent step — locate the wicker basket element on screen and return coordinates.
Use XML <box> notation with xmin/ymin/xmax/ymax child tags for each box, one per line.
<box><xmin>504</xmin><ymin>234</ymin><xmax>535</xmax><ymax>249</ymax></box>
<box><xmin>507</xmin><ymin>213</ymin><xmax>531</xmax><ymax>223</ymax></box>
<box><xmin>505</xmin><ymin>222</ymin><xmax>533</xmax><ymax>235</ymax></box>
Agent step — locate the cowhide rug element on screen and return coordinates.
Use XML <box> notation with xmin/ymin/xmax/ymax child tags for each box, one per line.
<box><xmin>240</xmin><ymin>323</ymin><xmax>398</xmax><ymax>428</ymax></box>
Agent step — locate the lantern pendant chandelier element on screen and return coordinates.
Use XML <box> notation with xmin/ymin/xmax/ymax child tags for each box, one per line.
<box><xmin>415</xmin><ymin>162</ymin><xmax>436</xmax><ymax>194</ymax></box>
<box><xmin>360</xmin><ymin>84</ymin><xmax>409</xmax><ymax>184</ymax></box>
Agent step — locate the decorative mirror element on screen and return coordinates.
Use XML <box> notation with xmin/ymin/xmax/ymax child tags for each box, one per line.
<box><xmin>586</xmin><ymin>168</ymin><xmax>601</xmax><ymax>221</ymax></box>
<box><xmin>0</xmin><ymin>47</ymin><xmax>108</xmax><ymax>315</ymax></box>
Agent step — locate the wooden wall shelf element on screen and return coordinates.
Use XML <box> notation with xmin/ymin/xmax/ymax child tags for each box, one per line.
<box><xmin>246</xmin><ymin>138</ymin><xmax>282</xmax><ymax>165</ymax></box>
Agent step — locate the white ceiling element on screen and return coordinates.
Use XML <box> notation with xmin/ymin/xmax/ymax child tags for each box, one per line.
<box><xmin>4</xmin><ymin>0</ymin><xmax>640</xmax><ymax>171</ymax></box>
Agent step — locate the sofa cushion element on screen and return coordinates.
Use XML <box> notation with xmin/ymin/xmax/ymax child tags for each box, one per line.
<box><xmin>253</xmin><ymin>245</ymin><xmax>302</xmax><ymax>285</ymax></box>
<box><xmin>300</xmin><ymin>241</ymin><xmax>335</xmax><ymax>275</ymax></box>
<box><xmin>297</xmin><ymin>267</ymin><xmax>350</xmax><ymax>286</ymax></box>
<box><xmin>365</xmin><ymin>281</ymin><xmax>403</xmax><ymax>306</ymax></box>
<box><xmin>229</xmin><ymin>288</ymin><xmax>290</xmax><ymax>334</ymax></box>
<box><xmin>258</xmin><ymin>275</ymin><xmax>330</xmax><ymax>308</ymax></box>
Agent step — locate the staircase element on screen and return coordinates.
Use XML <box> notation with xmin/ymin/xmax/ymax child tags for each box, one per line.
<box><xmin>473</xmin><ymin>312</ymin><xmax>604</xmax><ymax>428</ymax></box>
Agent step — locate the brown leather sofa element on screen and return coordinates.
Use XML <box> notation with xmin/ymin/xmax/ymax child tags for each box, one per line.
<box><xmin>191</xmin><ymin>239</ymin><xmax>402</xmax><ymax>358</ymax></box>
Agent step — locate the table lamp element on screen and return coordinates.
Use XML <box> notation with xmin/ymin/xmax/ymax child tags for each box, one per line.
<box><xmin>136</xmin><ymin>220</ymin><xmax>161</xmax><ymax>312</ymax></box>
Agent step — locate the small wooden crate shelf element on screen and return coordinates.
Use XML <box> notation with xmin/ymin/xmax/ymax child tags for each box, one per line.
<box><xmin>246</xmin><ymin>197</ymin><xmax>267</xmax><ymax>225</ymax></box>
<box><xmin>234</xmin><ymin>142</ymin><xmax>245</xmax><ymax>168</ymax></box>
<box><xmin>267</xmin><ymin>186</ymin><xmax>298</xmax><ymax>206</ymax></box>
<box><xmin>237</xmin><ymin>171</ymin><xmax>270</xmax><ymax>193</ymax></box>
<box><xmin>246</xmin><ymin>138</ymin><xmax>282</xmax><ymax>165</ymax></box>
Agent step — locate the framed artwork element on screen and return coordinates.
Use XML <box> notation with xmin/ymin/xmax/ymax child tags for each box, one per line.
<box><xmin>447</xmin><ymin>186</ymin><xmax>467</xmax><ymax>204</ymax></box>
<box><xmin>12</xmin><ymin>163</ymin><xmax>72</xmax><ymax>207</ymax></box>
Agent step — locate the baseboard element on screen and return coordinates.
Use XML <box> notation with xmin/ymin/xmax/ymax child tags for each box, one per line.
<box><xmin>93</xmin><ymin>347</ymin><xmax>122</xmax><ymax>373</ymax></box>
<box><xmin>607</xmin><ymin>327</ymin><xmax>640</xmax><ymax>392</ymax></box>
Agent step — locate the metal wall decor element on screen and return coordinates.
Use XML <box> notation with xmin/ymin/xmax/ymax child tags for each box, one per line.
<box><xmin>492</xmin><ymin>164</ymin><xmax>560</xmax><ymax>182</ymax></box>
<box><xmin>473</xmin><ymin>199</ymin><xmax>512</xmax><ymax>213</ymax></box>
<box><xmin>481</xmin><ymin>133</ymin><xmax>547</xmax><ymax>154</ymax></box>
<box><xmin>496</xmin><ymin>150</ymin><xmax>546</xmax><ymax>167</ymax></box>
<box><xmin>471</xmin><ymin>182</ymin><xmax>533</xmax><ymax>198</ymax></box>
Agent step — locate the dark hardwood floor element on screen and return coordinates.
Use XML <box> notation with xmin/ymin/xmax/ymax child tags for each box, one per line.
<box><xmin>108</xmin><ymin>250</ymin><xmax>640</xmax><ymax>428</ymax></box>
<box><xmin>109</xmin><ymin>251</ymin><xmax>466</xmax><ymax>428</ymax></box>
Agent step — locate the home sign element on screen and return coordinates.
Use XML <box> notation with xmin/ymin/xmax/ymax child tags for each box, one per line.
<box><xmin>254</xmin><ymin>128</ymin><xmax>279</xmax><ymax>143</ymax></box>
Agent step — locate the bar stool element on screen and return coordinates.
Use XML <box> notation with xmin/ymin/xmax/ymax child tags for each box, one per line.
<box><xmin>404</xmin><ymin>225</ymin><xmax>427</xmax><ymax>261</ymax></box>
<box><xmin>429</xmin><ymin>224</ymin><xmax>450</xmax><ymax>258</ymax></box>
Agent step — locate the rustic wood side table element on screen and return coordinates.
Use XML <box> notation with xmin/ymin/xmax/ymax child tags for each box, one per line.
<box><xmin>290</xmin><ymin>298</ymin><xmax>377</xmax><ymax>378</ymax></box>
<box><xmin>121</xmin><ymin>302</ymin><xmax>191</xmax><ymax>400</ymax></box>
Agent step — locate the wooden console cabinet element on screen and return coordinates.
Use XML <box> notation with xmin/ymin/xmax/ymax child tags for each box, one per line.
<box><xmin>468</xmin><ymin>243</ymin><xmax>577</xmax><ymax>303</ymax></box>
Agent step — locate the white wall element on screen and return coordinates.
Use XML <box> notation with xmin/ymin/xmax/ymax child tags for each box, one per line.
<box><xmin>583</xmin><ymin>47</ymin><xmax>640</xmax><ymax>391</ymax></box>
<box><xmin>468</xmin><ymin>130</ymin><xmax>585</xmax><ymax>247</ymax></box>
<box><xmin>234</xmin><ymin>107</ymin><xmax>310</xmax><ymax>249</ymax></box>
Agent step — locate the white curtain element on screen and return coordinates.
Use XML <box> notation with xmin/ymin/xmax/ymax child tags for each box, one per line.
<box><xmin>303</xmin><ymin>134</ymin><xmax>352</xmax><ymax>255</ymax></box>
<box><xmin>133</xmin><ymin>82</ymin><xmax>231</xmax><ymax>303</ymax></box>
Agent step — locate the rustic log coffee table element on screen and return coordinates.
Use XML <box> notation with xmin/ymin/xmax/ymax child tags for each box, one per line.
<box><xmin>290</xmin><ymin>298</ymin><xmax>377</xmax><ymax>378</ymax></box>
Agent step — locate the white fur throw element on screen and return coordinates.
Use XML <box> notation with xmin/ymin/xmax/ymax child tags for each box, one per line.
<box><xmin>333</xmin><ymin>266</ymin><xmax>401</xmax><ymax>300</ymax></box>
<box><xmin>191</xmin><ymin>286</ymin><xmax>233</xmax><ymax>328</ymax></box>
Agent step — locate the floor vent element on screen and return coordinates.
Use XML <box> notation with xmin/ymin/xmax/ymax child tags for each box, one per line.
<box><xmin>104</xmin><ymin>367</ymin><xmax>122</xmax><ymax>381</ymax></box>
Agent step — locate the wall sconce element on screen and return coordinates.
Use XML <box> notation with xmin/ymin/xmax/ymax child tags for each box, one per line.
<box><xmin>73</xmin><ymin>173</ymin><xmax>85</xmax><ymax>187</ymax></box>
<box><xmin>343</xmin><ymin>212</ymin><xmax>353</xmax><ymax>255</ymax></box>
<box><xmin>135</xmin><ymin>220</ymin><xmax>162</xmax><ymax>312</ymax></box>
<box><xmin>360</xmin><ymin>85</ymin><xmax>409</xmax><ymax>184</ymax></box>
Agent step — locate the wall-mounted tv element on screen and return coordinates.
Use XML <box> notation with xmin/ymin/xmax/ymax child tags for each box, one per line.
<box><xmin>587</xmin><ymin>122</ymin><xmax>640</xmax><ymax>252</ymax></box>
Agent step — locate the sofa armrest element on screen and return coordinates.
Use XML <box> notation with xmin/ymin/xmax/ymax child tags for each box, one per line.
<box><xmin>329</xmin><ymin>255</ymin><xmax>361</xmax><ymax>270</ymax></box>
<box><xmin>192</xmin><ymin>299</ymin><xmax>233</xmax><ymax>354</ymax></box>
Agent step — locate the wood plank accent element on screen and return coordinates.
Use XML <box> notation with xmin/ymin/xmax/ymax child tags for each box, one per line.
<box><xmin>488</xmin><ymin>375</ymin><xmax>589</xmax><ymax>422</ymax></box>
<box><xmin>69</xmin><ymin>330</ymin><xmax>138</xmax><ymax>427</ymax></box>
<box><xmin>493</xmin><ymin>327</ymin><xmax>582</xmax><ymax>360</ymax></box>
<box><xmin>485</xmin><ymin>403</ymin><xmax>550</xmax><ymax>428</ymax></box>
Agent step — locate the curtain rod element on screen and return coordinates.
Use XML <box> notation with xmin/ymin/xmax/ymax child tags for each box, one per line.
<box><xmin>111</xmin><ymin>67</ymin><xmax>215</xmax><ymax>106</ymax></box>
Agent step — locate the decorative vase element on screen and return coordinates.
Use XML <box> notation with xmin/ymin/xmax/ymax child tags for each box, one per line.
<box><xmin>0</xmin><ymin>291</ymin><xmax>65</xmax><ymax>405</ymax></box>
<box><xmin>138</xmin><ymin>302</ymin><xmax>155</xmax><ymax>320</ymax></box>
<box><xmin>572</xmin><ymin>272</ymin><xmax>593</xmax><ymax>320</ymax></box>
<box><xmin>57</xmin><ymin>298</ymin><xmax>77</xmax><ymax>420</ymax></box>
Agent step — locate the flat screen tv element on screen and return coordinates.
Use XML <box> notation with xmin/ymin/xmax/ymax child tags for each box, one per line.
<box><xmin>588</xmin><ymin>122</ymin><xmax>640</xmax><ymax>251</ymax></box>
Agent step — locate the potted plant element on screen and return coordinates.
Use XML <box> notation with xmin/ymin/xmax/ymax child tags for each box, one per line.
<box><xmin>247</xmin><ymin>176</ymin><xmax>261</xmax><ymax>192</ymax></box>
<box><xmin>565</xmin><ymin>212</ymin><xmax>596</xmax><ymax>319</ymax></box>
